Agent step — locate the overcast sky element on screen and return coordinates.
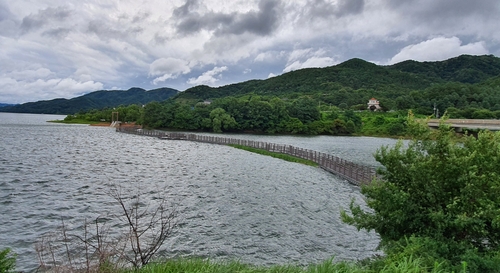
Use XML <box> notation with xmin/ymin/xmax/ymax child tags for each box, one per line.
<box><xmin>1</xmin><ymin>0</ymin><xmax>499</xmax><ymax>104</ymax></box>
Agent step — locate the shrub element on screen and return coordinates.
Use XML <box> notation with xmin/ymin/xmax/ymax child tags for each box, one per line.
<box><xmin>342</xmin><ymin>113</ymin><xmax>500</xmax><ymax>272</ymax></box>
<box><xmin>0</xmin><ymin>248</ymin><xmax>16</xmax><ymax>273</ymax></box>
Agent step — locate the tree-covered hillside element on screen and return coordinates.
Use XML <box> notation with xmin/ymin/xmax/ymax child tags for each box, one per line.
<box><xmin>4</xmin><ymin>54</ymin><xmax>500</xmax><ymax>119</ymax></box>
<box><xmin>175</xmin><ymin>57</ymin><xmax>438</xmax><ymax>103</ymax></box>
<box><xmin>387</xmin><ymin>54</ymin><xmax>500</xmax><ymax>84</ymax></box>
<box><xmin>60</xmin><ymin>54</ymin><xmax>500</xmax><ymax>137</ymax></box>
<box><xmin>173</xmin><ymin>54</ymin><xmax>500</xmax><ymax>115</ymax></box>
<box><xmin>0</xmin><ymin>103</ymin><xmax>16</xmax><ymax>108</ymax></box>
<box><xmin>0</xmin><ymin>87</ymin><xmax>179</xmax><ymax>115</ymax></box>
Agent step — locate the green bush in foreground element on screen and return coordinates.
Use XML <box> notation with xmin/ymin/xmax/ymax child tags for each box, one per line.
<box><xmin>342</xmin><ymin>113</ymin><xmax>500</xmax><ymax>272</ymax></box>
<box><xmin>0</xmin><ymin>248</ymin><xmax>16</xmax><ymax>273</ymax></box>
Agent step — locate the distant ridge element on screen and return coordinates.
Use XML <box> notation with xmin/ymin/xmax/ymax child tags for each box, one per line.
<box><xmin>0</xmin><ymin>103</ymin><xmax>17</xmax><ymax>108</ymax></box>
<box><xmin>2</xmin><ymin>54</ymin><xmax>500</xmax><ymax>115</ymax></box>
<box><xmin>386</xmin><ymin>54</ymin><xmax>500</xmax><ymax>84</ymax></box>
<box><xmin>0</xmin><ymin>87</ymin><xmax>179</xmax><ymax>115</ymax></box>
<box><xmin>174</xmin><ymin>54</ymin><xmax>500</xmax><ymax>102</ymax></box>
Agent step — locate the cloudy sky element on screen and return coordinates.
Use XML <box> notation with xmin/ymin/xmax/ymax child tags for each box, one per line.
<box><xmin>1</xmin><ymin>0</ymin><xmax>499</xmax><ymax>104</ymax></box>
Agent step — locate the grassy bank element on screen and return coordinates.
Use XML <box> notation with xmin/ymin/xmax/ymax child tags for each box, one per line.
<box><xmin>130</xmin><ymin>258</ymin><xmax>360</xmax><ymax>273</ymax></box>
<box><xmin>123</xmin><ymin>256</ymin><xmax>455</xmax><ymax>273</ymax></box>
<box><xmin>228</xmin><ymin>144</ymin><xmax>318</xmax><ymax>167</ymax></box>
<box><xmin>48</xmin><ymin>118</ymin><xmax>104</xmax><ymax>125</ymax></box>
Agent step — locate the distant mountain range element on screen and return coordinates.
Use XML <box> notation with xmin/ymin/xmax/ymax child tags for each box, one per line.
<box><xmin>0</xmin><ymin>103</ymin><xmax>16</xmax><ymax>108</ymax></box>
<box><xmin>175</xmin><ymin>54</ymin><xmax>500</xmax><ymax>102</ymax></box>
<box><xmin>1</xmin><ymin>54</ymin><xmax>499</xmax><ymax>115</ymax></box>
<box><xmin>0</xmin><ymin>87</ymin><xmax>179</xmax><ymax>115</ymax></box>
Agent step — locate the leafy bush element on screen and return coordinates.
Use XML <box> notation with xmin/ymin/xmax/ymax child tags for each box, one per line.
<box><xmin>0</xmin><ymin>248</ymin><xmax>16</xmax><ymax>273</ymax></box>
<box><xmin>342</xmin><ymin>113</ymin><xmax>500</xmax><ymax>272</ymax></box>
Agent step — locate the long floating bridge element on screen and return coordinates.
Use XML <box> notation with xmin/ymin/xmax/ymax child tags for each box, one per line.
<box><xmin>116</xmin><ymin>127</ymin><xmax>378</xmax><ymax>186</ymax></box>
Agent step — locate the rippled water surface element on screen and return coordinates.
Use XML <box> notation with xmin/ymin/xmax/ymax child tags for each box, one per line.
<box><xmin>0</xmin><ymin>113</ymin><xmax>398</xmax><ymax>272</ymax></box>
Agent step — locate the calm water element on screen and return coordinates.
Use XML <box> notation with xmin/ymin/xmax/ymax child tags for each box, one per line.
<box><xmin>0</xmin><ymin>113</ymin><xmax>398</xmax><ymax>272</ymax></box>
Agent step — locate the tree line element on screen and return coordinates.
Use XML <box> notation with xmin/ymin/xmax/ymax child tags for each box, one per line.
<box><xmin>66</xmin><ymin>95</ymin><xmax>369</xmax><ymax>135</ymax></box>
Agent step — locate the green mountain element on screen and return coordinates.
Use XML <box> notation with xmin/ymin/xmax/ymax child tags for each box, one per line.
<box><xmin>3</xmin><ymin>54</ymin><xmax>499</xmax><ymax>115</ymax></box>
<box><xmin>0</xmin><ymin>87</ymin><xmax>179</xmax><ymax>115</ymax></box>
<box><xmin>0</xmin><ymin>103</ymin><xmax>16</xmax><ymax>108</ymax></box>
<box><xmin>175</xmin><ymin>58</ymin><xmax>437</xmax><ymax>102</ymax></box>
<box><xmin>171</xmin><ymin>54</ymin><xmax>500</xmax><ymax>113</ymax></box>
<box><xmin>386</xmin><ymin>54</ymin><xmax>500</xmax><ymax>84</ymax></box>
<box><xmin>176</xmin><ymin>55</ymin><xmax>500</xmax><ymax>103</ymax></box>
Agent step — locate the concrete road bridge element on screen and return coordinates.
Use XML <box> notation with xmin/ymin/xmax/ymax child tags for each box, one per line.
<box><xmin>427</xmin><ymin>119</ymin><xmax>500</xmax><ymax>131</ymax></box>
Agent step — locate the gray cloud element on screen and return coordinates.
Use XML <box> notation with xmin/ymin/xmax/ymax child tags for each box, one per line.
<box><xmin>87</xmin><ymin>20</ymin><xmax>144</xmax><ymax>41</ymax></box>
<box><xmin>20</xmin><ymin>6</ymin><xmax>72</xmax><ymax>33</ymax></box>
<box><xmin>173</xmin><ymin>0</ymin><xmax>200</xmax><ymax>17</ymax></box>
<box><xmin>305</xmin><ymin>0</ymin><xmax>364</xmax><ymax>19</ymax></box>
<box><xmin>132</xmin><ymin>11</ymin><xmax>151</xmax><ymax>24</ymax></box>
<box><xmin>174</xmin><ymin>0</ymin><xmax>281</xmax><ymax>36</ymax></box>
<box><xmin>1</xmin><ymin>0</ymin><xmax>499</xmax><ymax>104</ymax></box>
<box><xmin>337</xmin><ymin>0</ymin><xmax>364</xmax><ymax>16</ymax></box>
<box><xmin>0</xmin><ymin>1</ymin><xmax>14</xmax><ymax>21</ymax></box>
<box><xmin>41</xmin><ymin>27</ymin><xmax>71</xmax><ymax>39</ymax></box>
<box><xmin>385</xmin><ymin>0</ymin><xmax>500</xmax><ymax>26</ymax></box>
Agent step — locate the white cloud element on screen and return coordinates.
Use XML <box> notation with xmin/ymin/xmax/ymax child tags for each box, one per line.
<box><xmin>149</xmin><ymin>57</ymin><xmax>192</xmax><ymax>84</ymax></box>
<box><xmin>254</xmin><ymin>50</ymin><xmax>286</xmax><ymax>62</ymax></box>
<box><xmin>187</xmin><ymin>66</ymin><xmax>228</xmax><ymax>86</ymax></box>
<box><xmin>6</xmin><ymin>68</ymin><xmax>55</xmax><ymax>80</ymax></box>
<box><xmin>1</xmin><ymin>1</ymin><xmax>500</xmax><ymax>103</ymax></box>
<box><xmin>283</xmin><ymin>48</ymin><xmax>337</xmax><ymax>72</ymax></box>
<box><xmin>152</xmin><ymin>73</ymin><xmax>174</xmax><ymax>85</ymax></box>
<box><xmin>389</xmin><ymin>36</ymin><xmax>489</xmax><ymax>64</ymax></box>
<box><xmin>0</xmin><ymin>75</ymin><xmax>103</xmax><ymax>103</ymax></box>
<box><xmin>149</xmin><ymin>57</ymin><xmax>191</xmax><ymax>76</ymax></box>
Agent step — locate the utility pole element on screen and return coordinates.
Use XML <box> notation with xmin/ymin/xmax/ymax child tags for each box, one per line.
<box><xmin>433</xmin><ymin>103</ymin><xmax>439</xmax><ymax>118</ymax></box>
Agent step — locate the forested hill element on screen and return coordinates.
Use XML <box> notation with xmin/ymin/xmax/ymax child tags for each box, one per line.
<box><xmin>172</xmin><ymin>54</ymin><xmax>500</xmax><ymax>114</ymax></box>
<box><xmin>0</xmin><ymin>103</ymin><xmax>16</xmax><ymax>108</ymax></box>
<box><xmin>175</xmin><ymin>58</ymin><xmax>437</xmax><ymax>101</ymax></box>
<box><xmin>175</xmin><ymin>55</ymin><xmax>500</xmax><ymax>100</ymax></box>
<box><xmin>386</xmin><ymin>54</ymin><xmax>500</xmax><ymax>84</ymax></box>
<box><xmin>0</xmin><ymin>87</ymin><xmax>179</xmax><ymax>115</ymax></box>
<box><xmin>2</xmin><ymin>54</ymin><xmax>500</xmax><ymax>115</ymax></box>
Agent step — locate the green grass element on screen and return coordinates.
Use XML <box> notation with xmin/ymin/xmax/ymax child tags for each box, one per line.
<box><xmin>48</xmin><ymin>119</ymin><xmax>104</xmax><ymax>124</ymax></box>
<box><xmin>123</xmin><ymin>256</ymin><xmax>461</xmax><ymax>273</ymax></box>
<box><xmin>128</xmin><ymin>258</ymin><xmax>366</xmax><ymax>273</ymax></box>
<box><xmin>228</xmin><ymin>144</ymin><xmax>318</xmax><ymax>167</ymax></box>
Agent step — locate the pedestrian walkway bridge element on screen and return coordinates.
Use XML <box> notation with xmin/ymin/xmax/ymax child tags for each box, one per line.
<box><xmin>427</xmin><ymin>119</ymin><xmax>500</xmax><ymax>131</ymax></box>
<box><xmin>116</xmin><ymin>127</ymin><xmax>378</xmax><ymax>186</ymax></box>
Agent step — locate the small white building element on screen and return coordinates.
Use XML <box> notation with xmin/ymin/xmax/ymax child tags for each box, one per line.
<box><xmin>367</xmin><ymin>98</ymin><xmax>381</xmax><ymax>111</ymax></box>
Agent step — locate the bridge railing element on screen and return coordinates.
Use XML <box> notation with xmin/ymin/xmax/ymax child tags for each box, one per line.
<box><xmin>428</xmin><ymin>119</ymin><xmax>500</xmax><ymax>125</ymax></box>
<box><xmin>116</xmin><ymin>127</ymin><xmax>378</xmax><ymax>186</ymax></box>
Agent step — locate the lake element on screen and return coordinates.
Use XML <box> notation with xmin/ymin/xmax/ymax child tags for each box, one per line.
<box><xmin>0</xmin><ymin>113</ymin><xmax>399</xmax><ymax>272</ymax></box>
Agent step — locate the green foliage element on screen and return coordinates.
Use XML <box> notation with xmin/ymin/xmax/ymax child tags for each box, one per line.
<box><xmin>0</xmin><ymin>248</ymin><xmax>16</xmax><ymax>273</ymax></box>
<box><xmin>358</xmin><ymin>111</ymin><xmax>409</xmax><ymax>137</ymax></box>
<box><xmin>342</xmin><ymin>114</ymin><xmax>500</xmax><ymax>271</ymax></box>
<box><xmin>130</xmin><ymin>256</ymin><xmax>470</xmax><ymax>273</ymax></box>
<box><xmin>49</xmin><ymin>54</ymin><xmax>500</xmax><ymax>136</ymax></box>
<box><xmin>209</xmin><ymin>108</ymin><xmax>237</xmax><ymax>133</ymax></box>
<box><xmin>229</xmin><ymin>144</ymin><xmax>318</xmax><ymax>166</ymax></box>
<box><xmin>388</xmin><ymin>54</ymin><xmax>500</xmax><ymax>84</ymax></box>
